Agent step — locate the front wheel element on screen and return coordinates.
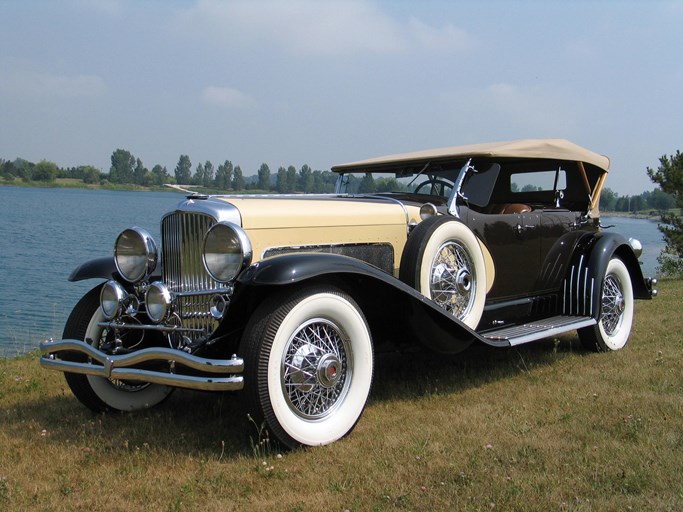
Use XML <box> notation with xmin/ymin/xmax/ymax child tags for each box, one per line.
<box><xmin>579</xmin><ymin>258</ymin><xmax>634</xmax><ymax>351</ymax></box>
<box><xmin>63</xmin><ymin>285</ymin><xmax>173</xmax><ymax>412</ymax></box>
<box><xmin>240</xmin><ymin>286</ymin><xmax>374</xmax><ymax>448</ymax></box>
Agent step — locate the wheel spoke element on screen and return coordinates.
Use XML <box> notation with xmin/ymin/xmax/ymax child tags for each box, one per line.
<box><xmin>430</xmin><ymin>241</ymin><xmax>475</xmax><ymax>319</ymax></box>
<box><xmin>281</xmin><ymin>319</ymin><xmax>351</xmax><ymax>420</ymax></box>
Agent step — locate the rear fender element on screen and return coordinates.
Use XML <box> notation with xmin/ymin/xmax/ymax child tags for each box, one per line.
<box><xmin>563</xmin><ymin>231</ymin><xmax>650</xmax><ymax>319</ymax></box>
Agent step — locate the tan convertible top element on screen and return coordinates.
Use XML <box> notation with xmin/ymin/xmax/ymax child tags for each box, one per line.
<box><xmin>332</xmin><ymin>138</ymin><xmax>610</xmax><ymax>173</ymax></box>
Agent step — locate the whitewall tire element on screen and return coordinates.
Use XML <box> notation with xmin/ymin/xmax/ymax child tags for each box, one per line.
<box><xmin>63</xmin><ymin>285</ymin><xmax>173</xmax><ymax>412</ymax></box>
<box><xmin>240</xmin><ymin>286</ymin><xmax>374</xmax><ymax>448</ymax></box>
<box><xmin>579</xmin><ymin>258</ymin><xmax>634</xmax><ymax>351</ymax></box>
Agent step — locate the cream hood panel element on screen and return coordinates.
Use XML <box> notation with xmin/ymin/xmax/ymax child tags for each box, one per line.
<box><xmin>217</xmin><ymin>196</ymin><xmax>410</xmax><ymax>229</ymax></box>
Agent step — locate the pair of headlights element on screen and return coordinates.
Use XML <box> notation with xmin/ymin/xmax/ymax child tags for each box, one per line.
<box><xmin>103</xmin><ymin>222</ymin><xmax>252</xmax><ymax>323</ymax></box>
<box><xmin>114</xmin><ymin>222</ymin><xmax>252</xmax><ymax>285</ymax></box>
<box><xmin>100</xmin><ymin>280</ymin><xmax>172</xmax><ymax>323</ymax></box>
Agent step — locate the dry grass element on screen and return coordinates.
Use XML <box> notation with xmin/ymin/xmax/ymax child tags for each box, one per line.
<box><xmin>1</xmin><ymin>281</ymin><xmax>681</xmax><ymax>511</ymax></box>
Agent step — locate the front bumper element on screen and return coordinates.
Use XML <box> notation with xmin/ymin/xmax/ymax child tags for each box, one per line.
<box><xmin>39</xmin><ymin>339</ymin><xmax>244</xmax><ymax>392</ymax></box>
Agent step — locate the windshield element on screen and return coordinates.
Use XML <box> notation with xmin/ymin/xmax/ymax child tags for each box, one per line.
<box><xmin>336</xmin><ymin>170</ymin><xmax>459</xmax><ymax>198</ymax></box>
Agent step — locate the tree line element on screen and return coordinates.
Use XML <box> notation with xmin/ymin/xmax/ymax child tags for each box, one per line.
<box><xmin>2</xmin><ymin>148</ymin><xmax>677</xmax><ymax>211</ymax></box>
<box><xmin>0</xmin><ymin>149</ymin><xmax>339</xmax><ymax>194</ymax></box>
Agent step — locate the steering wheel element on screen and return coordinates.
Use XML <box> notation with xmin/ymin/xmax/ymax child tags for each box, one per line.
<box><xmin>414</xmin><ymin>179</ymin><xmax>453</xmax><ymax>197</ymax></box>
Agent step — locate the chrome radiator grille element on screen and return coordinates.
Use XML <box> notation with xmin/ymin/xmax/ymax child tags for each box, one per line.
<box><xmin>162</xmin><ymin>212</ymin><xmax>219</xmax><ymax>337</ymax></box>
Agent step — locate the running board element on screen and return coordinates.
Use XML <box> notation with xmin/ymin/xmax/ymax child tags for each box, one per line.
<box><xmin>482</xmin><ymin>315</ymin><xmax>596</xmax><ymax>347</ymax></box>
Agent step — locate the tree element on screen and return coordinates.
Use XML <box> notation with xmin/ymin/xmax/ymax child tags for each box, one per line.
<box><xmin>80</xmin><ymin>165</ymin><xmax>101</xmax><ymax>184</ymax></box>
<box><xmin>1</xmin><ymin>159</ymin><xmax>15</xmax><ymax>180</ymax></box>
<box><xmin>203</xmin><ymin>161</ymin><xmax>214</xmax><ymax>187</ymax></box>
<box><xmin>298</xmin><ymin>164</ymin><xmax>313</xmax><ymax>193</ymax></box>
<box><xmin>647</xmin><ymin>150</ymin><xmax>683</xmax><ymax>275</ymax></box>
<box><xmin>175</xmin><ymin>155</ymin><xmax>192</xmax><ymax>185</ymax></box>
<box><xmin>194</xmin><ymin>162</ymin><xmax>205</xmax><ymax>186</ymax></box>
<box><xmin>646</xmin><ymin>188</ymin><xmax>676</xmax><ymax>211</ymax></box>
<box><xmin>276</xmin><ymin>166</ymin><xmax>287</xmax><ymax>193</ymax></box>
<box><xmin>286</xmin><ymin>165</ymin><xmax>297</xmax><ymax>193</ymax></box>
<box><xmin>14</xmin><ymin>158</ymin><xmax>34</xmax><ymax>181</ymax></box>
<box><xmin>133</xmin><ymin>158</ymin><xmax>149</xmax><ymax>185</ymax></box>
<box><xmin>109</xmin><ymin>149</ymin><xmax>135</xmax><ymax>184</ymax></box>
<box><xmin>599</xmin><ymin>187</ymin><xmax>618</xmax><ymax>211</ymax></box>
<box><xmin>150</xmin><ymin>164</ymin><xmax>168</xmax><ymax>186</ymax></box>
<box><xmin>32</xmin><ymin>160</ymin><xmax>59</xmax><ymax>182</ymax></box>
<box><xmin>257</xmin><ymin>163</ymin><xmax>271</xmax><ymax>191</ymax></box>
<box><xmin>232</xmin><ymin>165</ymin><xmax>245</xmax><ymax>191</ymax></box>
<box><xmin>359</xmin><ymin>173</ymin><xmax>376</xmax><ymax>193</ymax></box>
<box><xmin>215</xmin><ymin>160</ymin><xmax>233</xmax><ymax>190</ymax></box>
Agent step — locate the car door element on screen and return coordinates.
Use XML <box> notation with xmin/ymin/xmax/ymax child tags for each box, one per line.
<box><xmin>466</xmin><ymin>209</ymin><xmax>541</xmax><ymax>300</ymax></box>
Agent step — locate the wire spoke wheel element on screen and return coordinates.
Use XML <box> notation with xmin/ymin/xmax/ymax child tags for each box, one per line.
<box><xmin>241</xmin><ymin>286</ymin><xmax>373</xmax><ymax>448</ymax></box>
<box><xmin>601</xmin><ymin>274</ymin><xmax>625</xmax><ymax>335</ymax></box>
<box><xmin>579</xmin><ymin>257</ymin><xmax>634</xmax><ymax>352</ymax></box>
<box><xmin>282</xmin><ymin>319</ymin><xmax>351</xmax><ymax>420</ymax></box>
<box><xmin>399</xmin><ymin>217</ymin><xmax>487</xmax><ymax>330</ymax></box>
<box><xmin>429</xmin><ymin>241</ymin><xmax>476</xmax><ymax>320</ymax></box>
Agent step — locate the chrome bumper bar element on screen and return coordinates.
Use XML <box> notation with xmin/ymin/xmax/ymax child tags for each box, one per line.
<box><xmin>39</xmin><ymin>339</ymin><xmax>244</xmax><ymax>392</ymax></box>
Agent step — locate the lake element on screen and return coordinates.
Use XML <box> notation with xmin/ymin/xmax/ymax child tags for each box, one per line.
<box><xmin>0</xmin><ymin>186</ymin><xmax>666</xmax><ymax>356</ymax></box>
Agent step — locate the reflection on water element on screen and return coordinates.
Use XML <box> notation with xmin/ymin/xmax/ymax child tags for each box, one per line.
<box><xmin>0</xmin><ymin>187</ymin><xmax>667</xmax><ymax>356</ymax></box>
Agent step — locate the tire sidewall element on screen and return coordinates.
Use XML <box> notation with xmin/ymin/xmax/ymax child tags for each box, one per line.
<box><xmin>598</xmin><ymin>258</ymin><xmax>634</xmax><ymax>351</ymax></box>
<box><xmin>409</xmin><ymin>218</ymin><xmax>486</xmax><ymax>329</ymax></box>
<box><xmin>264</xmin><ymin>291</ymin><xmax>373</xmax><ymax>446</ymax></box>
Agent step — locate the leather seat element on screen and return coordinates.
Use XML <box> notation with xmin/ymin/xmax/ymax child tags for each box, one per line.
<box><xmin>495</xmin><ymin>203</ymin><xmax>532</xmax><ymax>214</ymax></box>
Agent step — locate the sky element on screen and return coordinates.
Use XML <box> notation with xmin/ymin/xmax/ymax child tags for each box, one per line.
<box><xmin>0</xmin><ymin>0</ymin><xmax>681</xmax><ymax>196</ymax></box>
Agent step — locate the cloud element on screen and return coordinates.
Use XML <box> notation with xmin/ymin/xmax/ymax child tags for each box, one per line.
<box><xmin>0</xmin><ymin>70</ymin><xmax>106</xmax><ymax>99</ymax></box>
<box><xmin>408</xmin><ymin>17</ymin><xmax>470</xmax><ymax>52</ymax></box>
<box><xmin>202</xmin><ymin>86</ymin><xmax>257</xmax><ymax>109</ymax></box>
<box><xmin>173</xmin><ymin>0</ymin><xmax>472</xmax><ymax>57</ymax></box>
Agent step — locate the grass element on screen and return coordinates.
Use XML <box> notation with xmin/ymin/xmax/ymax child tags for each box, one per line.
<box><xmin>1</xmin><ymin>281</ymin><xmax>682</xmax><ymax>511</ymax></box>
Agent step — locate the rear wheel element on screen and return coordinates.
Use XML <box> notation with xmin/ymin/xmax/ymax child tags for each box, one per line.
<box><xmin>63</xmin><ymin>285</ymin><xmax>173</xmax><ymax>412</ymax></box>
<box><xmin>240</xmin><ymin>286</ymin><xmax>374</xmax><ymax>448</ymax></box>
<box><xmin>579</xmin><ymin>258</ymin><xmax>634</xmax><ymax>351</ymax></box>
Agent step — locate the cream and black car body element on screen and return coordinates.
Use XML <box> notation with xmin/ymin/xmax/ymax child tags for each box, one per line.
<box><xmin>40</xmin><ymin>139</ymin><xmax>657</xmax><ymax>448</ymax></box>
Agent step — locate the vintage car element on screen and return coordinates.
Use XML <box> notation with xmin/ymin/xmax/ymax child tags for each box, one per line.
<box><xmin>40</xmin><ymin>139</ymin><xmax>656</xmax><ymax>448</ymax></box>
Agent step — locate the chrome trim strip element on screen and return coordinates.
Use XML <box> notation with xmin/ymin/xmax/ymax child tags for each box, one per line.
<box><xmin>39</xmin><ymin>339</ymin><xmax>244</xmax><ymax>392</ymax></box>
<box><xmin>358</xmin><ymin>194</ymin><xmax>411</xmax><ymax>234</ymax></box>
<box><xmin>172</xmin><ymin>287</ymin><xmax>233</xmax><ymax>298</ymax></box>
<box><xmin>97</xmin><ymin>321</ymin><xmax>206</xmax><ymax>333</ymax></box>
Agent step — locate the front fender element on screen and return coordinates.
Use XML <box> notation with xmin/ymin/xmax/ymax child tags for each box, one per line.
<box><xmin>227</xmin><ymin>253</ymin><xmax>496</xmax><ymax>354</ymax></box>
<box><xmin>68</xmin><ymin>257</ymin><xmax>119</xmax><ymax>282</ymax></box>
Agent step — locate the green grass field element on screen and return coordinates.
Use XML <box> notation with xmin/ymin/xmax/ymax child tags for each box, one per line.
<box><xmin>1</xmin><ymin>281</ymin><xmax>681</xmax><ymax>511</ymax></box>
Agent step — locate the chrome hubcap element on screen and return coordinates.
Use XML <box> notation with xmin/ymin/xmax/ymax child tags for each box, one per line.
<box><xmin>430</xmin><ymin>241</ymin><xmax>476</xmax><ymax>320</ymax></box>
<box><xmin>281</xmin><ymin>319</ymin><xmax>351</xmax><ymax>420</ymax></box>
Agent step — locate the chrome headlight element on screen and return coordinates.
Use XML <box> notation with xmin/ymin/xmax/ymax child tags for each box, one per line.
<box><xmin>100</xmin><ymin>280</ymin><xmax>128</xmax><ymax>320</ymax></box>
<box><xmin>628</xmin><ymin>237</ymin><xmax>643</xmax><ymax>258</ymax></box>
<box><xmin>420</xmin><ymin>202</ymin><xmax>438</xmax><ymax>220</ymax></box>
<box><xmin>203</xmin><ymin>222</ymin><xmax>252</xmax><ymax>282</ymax></box>
<box><xmin>114</xmin><ymin>227</ymin><xmax>157</xmax><ymax>283</ymax></box>
<box><xmin>145</xmin><ymin>282</ymin><xmax>172</xmax><ymax>323</ymax></box>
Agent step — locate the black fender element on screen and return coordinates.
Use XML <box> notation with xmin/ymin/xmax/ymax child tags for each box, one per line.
<box><xmin>222</xmin><ymin>252</ymin><xmax>496</xmax><ymax>355</ymax></box>
<box><xmin>563</xmin><ymin>231</ymin><xmax>651</xmax><ymax>319</ymax></box>
<box><xmin>68</xmin><ymin>257</ymin><xmax>119</xmax><ymax>282</ymax></box>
